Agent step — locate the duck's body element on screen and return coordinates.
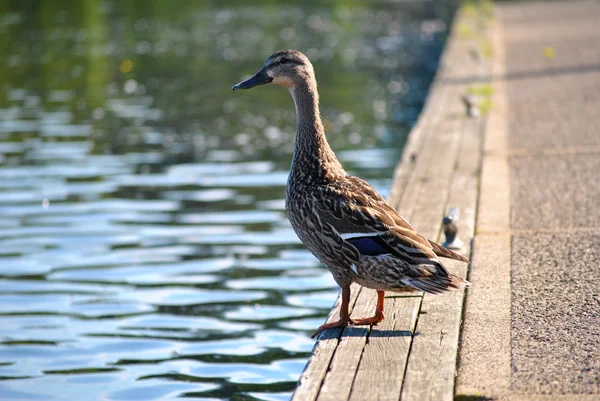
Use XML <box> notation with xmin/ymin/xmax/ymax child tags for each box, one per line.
<box><xmin>233</xmin><ymin>50</ymin><xmax>469</xmax><ymax>338</ymax></box>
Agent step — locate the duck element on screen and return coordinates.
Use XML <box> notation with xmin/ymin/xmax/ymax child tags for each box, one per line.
<box><xmin>232</xmin><ymin>49</ymin><xmax>469</xmax><ymax>338</ymax></box>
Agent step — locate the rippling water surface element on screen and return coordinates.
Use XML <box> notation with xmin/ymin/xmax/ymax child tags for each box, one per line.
<box><xmin>0</xmin><ymin>1</ymin><xmax>456</xmax><ymax>400</ymax></box>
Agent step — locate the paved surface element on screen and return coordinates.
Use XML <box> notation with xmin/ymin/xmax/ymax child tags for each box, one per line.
<box><xmin>504</xmin><ymin>0</ymin><xmax>600</xmax><ymax>395</ymax></box>
<box><xmin>458</xmin><ymin>1</ymin><xmax>600</xmax><ymax>399</ymax></box>
<box><xmin>512</xmin><ymin>233</ymin><xmax>600</xmax><ymax>394</ymax></box>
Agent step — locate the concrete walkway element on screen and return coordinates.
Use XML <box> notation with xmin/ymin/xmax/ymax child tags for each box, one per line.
<box><xmin>457</xmin><ymin>1</ymin><xmax>600</xmax><ymax>400</ymax></box>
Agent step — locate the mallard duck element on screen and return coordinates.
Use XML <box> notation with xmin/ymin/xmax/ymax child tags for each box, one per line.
<box><xmin>233</xmin><ymin>50</ymin><xmax>469</xmax><ymax>338</ymax></box>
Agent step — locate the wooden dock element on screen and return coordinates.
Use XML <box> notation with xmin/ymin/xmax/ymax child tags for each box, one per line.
<box><xmin>291</xmin><ymin>6</ymin><xmax>493</xmax><ymax>401</ymax></box>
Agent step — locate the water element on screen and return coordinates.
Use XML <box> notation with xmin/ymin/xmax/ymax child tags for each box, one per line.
<box><xmin>0</xmin><ymin>1</ymin><xmax>456</xmax><ymax>400</ymax></box>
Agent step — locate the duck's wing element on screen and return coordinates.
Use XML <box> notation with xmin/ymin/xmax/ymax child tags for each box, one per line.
<box><xmin>313</xmin><ymin>176</ymin><xmax>469</xmax><ymax>264</ymax></box>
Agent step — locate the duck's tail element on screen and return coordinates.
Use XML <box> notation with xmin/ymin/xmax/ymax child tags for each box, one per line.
<box><xmin>429</xmin><ymin>240</ymin><xmax>470</xmax><ymax>263</ymax></box>
<box><xmin>402</xmin><ymin>263</ymin><xmax>470</xmax><ymax>295</ymax></box>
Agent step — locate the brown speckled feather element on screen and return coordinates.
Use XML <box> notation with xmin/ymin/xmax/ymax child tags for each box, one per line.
<box><xmin>235</xmin><ymin>49</ymin><xmax>469</xmax><ymax>304</ymax></box>
<box><xmin>312</xmin><ymin>176</ymin><xmax>468</xmax><ymax>263</ymax></box>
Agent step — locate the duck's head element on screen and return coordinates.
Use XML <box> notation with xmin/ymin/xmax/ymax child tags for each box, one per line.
<box><xmin>232</xmin><ymin>50</ymin><xmax>313</xmax><ymax>91</ymax></box>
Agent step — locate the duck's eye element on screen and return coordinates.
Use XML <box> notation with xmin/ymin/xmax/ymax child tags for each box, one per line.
<box><xmin>280</xmin><ymin>58</ymin><xmax>289</xmax><ymax>64</ymax></box>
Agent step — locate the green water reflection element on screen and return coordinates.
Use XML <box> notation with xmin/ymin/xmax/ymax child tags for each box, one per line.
<box><xmin>0</xmin><ymin>0</ymin><xmax>456</xmax><ymax>400</ymax></box>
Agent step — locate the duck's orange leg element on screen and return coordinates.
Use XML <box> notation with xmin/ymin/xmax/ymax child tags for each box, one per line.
<box><xmin>311</xmin><ymin>286</ymin><xmax>351</xmax><ymax>338</ymax></box>
<box><xmin>350</xmin><ymin>289</ymin><xmax>385</xmax><ymax>326</ymax></box>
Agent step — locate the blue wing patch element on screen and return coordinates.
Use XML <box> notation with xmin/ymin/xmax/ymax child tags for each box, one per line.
<box><xmin>347</xmin><ymin>237</ymin><xmax>390</xmax><ymax>256</ymax></box>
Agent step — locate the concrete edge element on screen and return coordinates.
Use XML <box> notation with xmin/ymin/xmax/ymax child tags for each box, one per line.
<box><xmin>455</xmin><ymin>7</ymin><xmax>513</xmax><ymax>400</ymax></box>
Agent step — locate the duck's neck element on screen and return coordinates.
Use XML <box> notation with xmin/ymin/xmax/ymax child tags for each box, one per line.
<box><xmin>288</xmin><ymin>79</ymin><xmax>343</xmax><ymax>185</ymax></box>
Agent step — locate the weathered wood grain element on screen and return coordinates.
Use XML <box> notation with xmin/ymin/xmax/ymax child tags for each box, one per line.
<box><xmin>404</xmin><ymin>115</ymin><xmax>463</xmax><ymax>239</ymax></box>
<box><xmin>291</xmin><ymin>283</ymin><xmax>362</xmax><ymax>401</ymax></box>
<box><xmin>400</xmin><ymin>116</ymin><xmax>473</xmax><ymax>401</ymax></box>
<box><xmin>391</xmin><ymin>84</ymin><xmax>452</xmax><ymax>217</ymax></box>
<box><xmin>315</xmin><ymin>287</ymin><xmax>374</xmax><ymax>401</ymax></box>
<box><xmin>387</xmin><ymin>24</ymin><xmax>463</xmax><ymax>210</ymax></box>
<box><xmin>388</xmin><ymin>83</ymin><xmax>451</xmax><ymax>209</ymax></box>
<box><xmin>348</xmin><ymin>295</ymin><xmax>422</xmax><ymax>401</ymax></box>
<box><xmin>401</xmin><ymin>34</ymin><xmax>488</xmax><ymax>399</ymax></box>
<box><xmin>400</xmin><ymin>119</ymin><xmax>482</xmax><ymax>401</ymax></box>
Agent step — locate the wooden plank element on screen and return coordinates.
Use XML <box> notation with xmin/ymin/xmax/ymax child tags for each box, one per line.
<box><xmin>399</xmin><ymin>110</ymin><xmax>472</xmax><ymax>401</ymax></box>
<box><xmin>388</xmin><ymin>83</ymin><xmax>451</xmax><ymax>209</ymax></box>
<box><xmin>403</xmin><ymin>114</ymin><xmax>463</xmax><ymax>239</ymax></box>
<box><xmin>390</xmin><ymin>83</ymin><xmax>452</xmax><ymax>215</ymax></box>
<box><xmin>401</xmin><ymin>39</ymin><xmax>488</xmax><ymax>399</ymax></box>
<box><xmin>348</xmin><ymin>295</ymin><xmax>422</xmax><ymax>401</ymax></box>
<box><xmin>291</xmin><ymin>283</ymin><xmax>362</xmax><ymax>401</ymax></box>
<box><xmin>400</xmin><ymin>118</ymin><xmax>482</xmax><ymax>400</ymax></box>
<box><xmin>316</xmin><ymin>288</ymin><xmax>374</xmax><ymax>401</ymax></box>
<box><xmin>400</xmin><ymin>278</ymin><xmax>468</xmax><ymax>401</ymax></box>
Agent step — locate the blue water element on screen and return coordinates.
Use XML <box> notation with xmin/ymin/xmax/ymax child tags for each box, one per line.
<box><xmin>0</xmin><ymin>1</ymin><xmax>455</xmax><ymax>399</ymax></box>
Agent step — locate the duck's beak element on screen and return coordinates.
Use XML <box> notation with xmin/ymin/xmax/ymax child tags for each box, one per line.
<box><xmin>232</xmin><ymin>67</ymin><xmax>272</xmax><ymax>91</ymax></box>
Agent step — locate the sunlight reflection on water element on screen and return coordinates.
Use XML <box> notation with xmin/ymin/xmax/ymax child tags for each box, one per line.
<box><xmin>0</xmin><ymin>0</ymin><xmax>455</xmax><ymax>399</ymax></box>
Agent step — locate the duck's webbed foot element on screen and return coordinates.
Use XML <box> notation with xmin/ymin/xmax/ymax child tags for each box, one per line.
<box><xmin>311</xmin><ymin>318</ymin><xmax>350</xmax><ymax>338</ymax></box>
<box><xmin>349</xmin><ymin>310</ymin><xmax>385</xmax><ymax>326</ymax></box>
<box><xmin>349</xmin><ymin>289</ymin><xmax>386</xmax><ymax>326</ymax></box>
<box><xmin>311</xmin><ymin>286</ymin><xmax>352</xmax><ymax>339</ymax></box>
